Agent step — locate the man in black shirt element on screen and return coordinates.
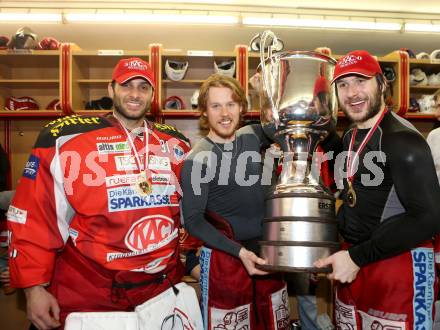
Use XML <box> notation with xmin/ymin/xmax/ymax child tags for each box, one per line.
<box><xmin>181</xmin><ymin>74</ymin><xmax>290</xmax><ymax>330</ymax></box>
<box><xmin>315</xmin><ymin>50</ymin><xmax>440</xmax><ymax>329</ymax></box>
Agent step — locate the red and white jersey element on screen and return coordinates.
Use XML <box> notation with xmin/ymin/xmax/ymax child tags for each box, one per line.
<box><xmin>7</xmin><ymin>114</ymin><xmax>190</xmax><ymax>288</ymax></box>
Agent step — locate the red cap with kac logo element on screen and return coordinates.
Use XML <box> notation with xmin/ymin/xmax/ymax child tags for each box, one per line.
<box><xmin>112</xmin><ymin>57</ymin><xmax>155</xmax><ymax>88</ymax></box>
<box><xmin>332</xmin><ymin>50</ymin><xmax>383</xmax><ymax>83</ymax></box>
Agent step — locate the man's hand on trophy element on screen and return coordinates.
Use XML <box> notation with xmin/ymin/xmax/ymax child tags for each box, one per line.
<box><xmin>238</xmin><ymin>247</ymin><xmax>269</xmax><ymax>276</ymax></box>
<box><xmin>313</xmin><ymin>250</ymin><xmax>360</xmax><ymax>283</ymax></box>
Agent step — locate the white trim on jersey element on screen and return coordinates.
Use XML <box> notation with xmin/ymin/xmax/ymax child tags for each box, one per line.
<box><xmin>51</xmin><ymin>136</ymin><xmax>76</xmax><ymax>243</ymax></box>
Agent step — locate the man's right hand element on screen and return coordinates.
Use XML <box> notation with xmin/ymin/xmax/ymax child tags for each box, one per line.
<box><xmin>238</xmin><ymin>247</ymin><xmax>269</xmax><ymax>276</ymax></box>
<box><xmin>24</xmin><ymin>285</ymin><xmax>61</xmax><ymax>330</ymax></box>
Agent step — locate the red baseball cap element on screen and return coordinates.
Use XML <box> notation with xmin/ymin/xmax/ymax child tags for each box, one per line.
<box><xmin>112</xmin><ymin>57</ymin><xmax>155</xmax><ymax>88</ymax></box>
<box><xmin>332</xmin><ymin>50</ymin><xmax>382</xmax><ymax>83</ymax></box>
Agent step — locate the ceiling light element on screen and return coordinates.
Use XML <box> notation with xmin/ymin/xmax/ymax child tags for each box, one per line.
<box><xmin>0</xmin><ymin>12</ymin><xmax>62</xmax><ymax>23</ymax></box>
<box><xmin>64</xmin><ymin>12</ymin><xmax>238</xmax><ymax>24</ymax></box>
<box><xmin>404</xmin><ymin>23</ymin><xmax>440</xmax><ymax>33</ymax></box>
<box><xmin>242</xmin><ymin>16</ymin><xmax>402</xmax><ymax>31</ymax></box>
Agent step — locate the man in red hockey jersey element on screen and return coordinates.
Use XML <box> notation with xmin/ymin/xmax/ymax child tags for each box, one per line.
<box><xmin>7</xmin><ymin>58</ymin><xmax>195</xmax><ymax>329</ymax></box>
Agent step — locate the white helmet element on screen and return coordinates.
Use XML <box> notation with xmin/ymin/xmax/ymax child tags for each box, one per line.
<box><xmin>428</xmin><ymin>73</ymin><xmax>440</xmax><ymax>86</ymax></box>
<box><xmin>165</xmin><ymin>60</ymin><xmax>189</xmax><ymax>81</ymax></box>
<box><xmin>410</xmin><ymin>68</ymin><xmax>428</xmax><ymax>86</ymax></box>
<box><xmin>431</xmin><ymin>49</ymin><xmax>440</xmax><ymax>61</ymax></box>
<box><xmin>416</xmin><ymin>52</ymin><xmax>430</xmax><ymax>60</ymax></box>
<box><xmin>214</xmin><ymin>60</ymin><xmax>235</xmax><ymax>78</ymax></box>
<box><xmin>191</xmin><ymin>90</ymin><xmax>199</xmax><ymax>109</ymax></box>
<box><xmin>417</xmin><ymin>94</ymin><xmax>435</xmax><ymax>112</ymax></box>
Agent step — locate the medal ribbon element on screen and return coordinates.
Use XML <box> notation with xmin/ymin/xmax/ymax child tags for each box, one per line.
<box><xmin>118</xmin><ymin>119</ymin><xmax>149</xmax><ymax>173</ymax></box>
<box><xmin>346</xmin><ymin>108</ymin><xmax>387</xmax><ymax>184</ymax></box>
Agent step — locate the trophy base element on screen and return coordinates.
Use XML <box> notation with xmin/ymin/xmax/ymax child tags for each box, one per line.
<box><xmin>258</xmin><ymin>242</ymin><xmax>338</xmax><ymax>273</ymax></box>
<box><xmin>260</xmin><ymin>192</ymin><xmax>339</xmax><ymax>273</ymax></box>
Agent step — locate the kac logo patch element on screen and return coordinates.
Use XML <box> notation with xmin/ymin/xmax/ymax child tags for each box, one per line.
<box><xmin>23</xmin><ymin>154</ymin><xmax>40</xmax><ymax>180</ymax></box>
<box><xmin>125</xmin><ymin>215</ymin><xmax>175</xmax><ymax>252</ymax></box>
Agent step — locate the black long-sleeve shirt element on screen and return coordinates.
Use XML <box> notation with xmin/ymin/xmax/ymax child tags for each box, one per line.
<box><xmin>339</xmin><ymin>111</ymin><xmax>440</xmax><ymax>267</ymax></box>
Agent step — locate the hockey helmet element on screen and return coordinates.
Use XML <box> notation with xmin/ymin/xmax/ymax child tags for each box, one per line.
<box><xmin>383</xmin><ymin>67</ymin><xmax>396</xmax><ymax>83</ymax></box>
<box><xmin>39</xmin><ymin>37</ymin><xmax>60</xmax><ymax>50</ymax></box>
<box><xmin>85</xmin><ymin>96</ymin><xmax>113</xmax><ymax>110</ymax></box>
<box><xmin>416</xmin><ymin>52</ymin><xmax>430</xmax><ymax>60</ymax></box>
<box><xmin>409</xmin><ymin>97</ymin><xmax>420</xmax><ymax>112</ymax></box>
<box><xmin>164</xmin><ymin>96</ymin><xmax>186</xmax><ymax>110</ymax></box>
<box><xmin>191</xmin><ymin>90</ymin><xmax>199</xmax><ymax>109</ymax></box>
<box><xmin>165</xmin><ymin>60</ymin><xmax>189</xmax><ymax>81</ymax></box>
<box><xmin>431</xmin><ymin>49</ymin><xmax>440</xmax><ymax>61</ymax></box>
<box><xmin>428</xmin><ymin>73</ymin><xmax>440</xmax><ymax>86</ymax></box>
<box><xmin>9</xmin><ymin>27</ymin><xmax>38</xmax><ymax>50</ymax></box>
<box><xmin>45</xmin><ymin>99</ymin><xmax>62</xmax><ymax>110</ymax></box>
<box><xmin>214</xmin><ymin>60</ymin><xmax>236</xmax><ymax>78</ymax></box>
<box><xmin>410</xmin><ymin>68</ymin><xmax>428</xmax><ymax>86</ymax></box>
<box><xmin>0</xmin><ymin>36</ymin><xmax>9</xmax><ymax>50</ymax></box>
<box><xmin>5</xmin><ymin>96</ymin><xmax>39</xmax><ymax>111</ymax></box>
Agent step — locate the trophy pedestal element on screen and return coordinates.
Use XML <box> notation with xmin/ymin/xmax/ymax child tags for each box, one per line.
<box><xmin>259</xmin><ymin>192</ymin><xmax>339</xmax><ymax>273</ymax></box>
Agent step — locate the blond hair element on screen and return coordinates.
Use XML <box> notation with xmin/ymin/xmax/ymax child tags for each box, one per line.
<box><xmin>197</xmin><ymin>74</ymin><xmax>248</xmax><ymax>130</ymax></box>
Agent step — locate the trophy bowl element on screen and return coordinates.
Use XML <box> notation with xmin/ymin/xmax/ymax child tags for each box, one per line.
<box><xmin>256</xmin><ymin>33</ymin><xmax>339</xmax><ymax>272</ymax></box>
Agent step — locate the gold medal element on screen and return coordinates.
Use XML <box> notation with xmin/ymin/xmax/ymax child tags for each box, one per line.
<box><xmin>347</xmin><ymin>181</ymin><xmax>357</xmax><ymax>208</ymax></box>
<box><xmin>135</xmin><ymin>172</ymin><xmax>152</xmax><ymax>196</ymax></box>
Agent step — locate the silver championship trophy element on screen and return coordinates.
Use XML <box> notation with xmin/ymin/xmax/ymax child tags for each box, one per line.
<box><xmin>256</xmin><ymin>31</ymin><xmax>339</xmax><ymax>272</ymax></box>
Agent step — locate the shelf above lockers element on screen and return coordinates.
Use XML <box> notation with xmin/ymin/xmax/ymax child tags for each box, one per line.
<box><xmin>0</xmin><ymin>50</ymin><xmax>61</xmax><ymax>114</ymax></box>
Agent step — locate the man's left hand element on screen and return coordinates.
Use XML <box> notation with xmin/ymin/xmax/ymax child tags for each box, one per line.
<box><xmin>314</xmin><ymin>250</ymin><xmax>360</xmax><ymax>283</ymax></box>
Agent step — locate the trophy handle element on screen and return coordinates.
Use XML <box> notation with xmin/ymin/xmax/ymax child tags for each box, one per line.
<box><xmin>259</xmin><ymin>30</ymin><xmax>281</xmax><ymax>126</ymax></box>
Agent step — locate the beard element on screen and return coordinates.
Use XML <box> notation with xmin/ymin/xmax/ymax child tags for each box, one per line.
<box><xmin>340</xmin><ymin>86</ymin><xmax>383</xmax><ymax>124</ymax></box>
<box><xmin>113</xmin><ymin>94</ymin><xmax>149</xmax><ymax>121</ymax></box>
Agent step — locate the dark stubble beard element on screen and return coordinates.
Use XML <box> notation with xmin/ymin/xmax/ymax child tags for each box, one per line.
<box><xmin>113</xmin><ymin>94</ymin><xmax>149</xmax><ymax>121</ymax></box>
<box><xmin>340</xmin><ymin>85</ymin><xmax>383</xmax><ymax>124</ymax></box>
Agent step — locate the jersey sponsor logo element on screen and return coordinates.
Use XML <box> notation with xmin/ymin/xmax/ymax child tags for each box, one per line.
<box><xmin>412</xmin><ymin>247</ymin><xmax>435</xmax><ymax>330</ymax></box>
<box><xmin>125</xmin><ymin>215</ymin><xmax>176</xmax><ymax>252</ymax></box>
<box><xmin>173</xmin><ymin>145</ymin><xmax>184</xmax><ymax>161</ymax></box>
<box><xmin>148</xmin><ymin>155</ymin><xmax>171</xmax><ymax>171</ymax></box>
<box><xmin>106</xmin><ymin>173</ymin><xmax>140</xmax><ymax>187</ymax></box>
<box><xmin>131</xmin><ymin>251</ymin><xmax>174</xmax><ymax>274</ymax></box>
<box><xmin>200</xmin><ymin>247</ymin><xmax>212</xmax><ymax>328</ymax></box>
<box><xmin>358</xmin><ymin>311</ymin><xmax>406</xmax><ymax>329</ymax></box>
<box><xmin>96</xmin><ymin>135</ymin><xmax>123</xmax><ymax>141</ymax></box>
<box><xmin>211</xmin><ymin>304</ymin><xmax>251</xmax><ymax>330</ymax></box>
<box><xmin>107</xmin><ymin>186</ymin><xmax>176</xmax><ymax>212</ymax></box>
<box><xmin>96</xmin><ymin>141</ymin><xmax>130</xmax><ymax>154</ymax></box>
<box><xmin>23</xmin><ymin>154</ymin><xmax>40</xmax><ymax>180</ymax></box>
<box><xmin>106</xmin><ymin>173</ymin><xmax>171</xmax><ymax>188</ymax></box>
<box><xmin>114</xmin><ymin>155</ymin><xmax>138</xmax><ymax>171</ymax></box>
<box><xmin>7</xmin><ymin>206</ymin><xmax>27</xmax><ymax>224</ymax></box>
<box><xmin>45</xmin><ymin>115</ymin><xmax>101</xmax><ymax>137</ymax></box>
<box><xmin>151</xmin><ymin>173</ymin><xmax>171</xmax><ymax>184</ymax></box>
